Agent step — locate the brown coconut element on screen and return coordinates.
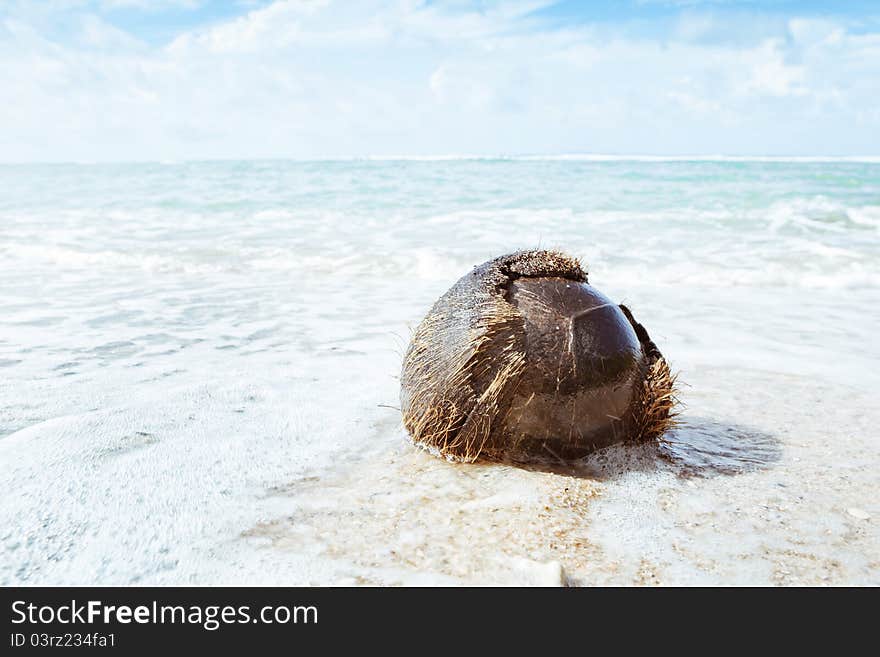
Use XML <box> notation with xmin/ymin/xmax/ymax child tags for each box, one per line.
<box><xmin>400</xmin><ymin>250</ymin><xmax>677</xmax><ymax>462</ymax></box>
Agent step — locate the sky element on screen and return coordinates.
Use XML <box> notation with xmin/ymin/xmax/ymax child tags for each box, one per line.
<box><xmin>1</xmin><ymin>0</ymin><xmax>879</xmax><ymax>162</ymax></box>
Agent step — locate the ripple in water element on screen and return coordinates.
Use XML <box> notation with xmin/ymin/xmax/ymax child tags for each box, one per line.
<box><xmin>658</xmin><ymin>416</ymin><xmax>781</xmax><ymax>476</ymax></box>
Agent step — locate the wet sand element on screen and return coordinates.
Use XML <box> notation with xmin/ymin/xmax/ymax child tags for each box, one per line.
<box><xmin>241</xmin><ymin>365</ymin><xmax>878</xmax><ymax>586</ymax></box>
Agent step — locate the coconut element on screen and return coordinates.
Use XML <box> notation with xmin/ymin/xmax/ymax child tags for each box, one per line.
<box><xmin>400</xmin><ymin>250</ymin><xmax>677</xmax><ymax>462</ymax></box>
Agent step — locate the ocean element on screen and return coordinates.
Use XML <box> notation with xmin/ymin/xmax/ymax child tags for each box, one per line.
<box><xmin>1</xmin><ymin>157</ymin><xmax>878</xmax><ymax>585</ymax></box>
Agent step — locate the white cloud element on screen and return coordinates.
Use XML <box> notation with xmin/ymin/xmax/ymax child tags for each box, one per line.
<box><xmin>0</xmin><ymin>0</ymin><xmax>879</xmax><ymax>161</ymax></box>
<box><xmin>788</xmin><ymin>17</ymin><xmax>843</xmax><ymax>46</ymax></box>
<box><xmin>100</xmin><ymin>1</ymin><xmax>205</xmax><ymax>9</ymax></box>
<box><xmin>738</xmin><ymin>40</ymin><xmax>807</xmax><ymax>98</ymax></box>
<box><xmin>77</xmin><ymin>14</ymin><xmax>146</xmax><ymax>50</ymax></box>
<box><xmin>168</xmin><ymin>0</ymin><xmax>332</xmax><ymax>53</ymax></box>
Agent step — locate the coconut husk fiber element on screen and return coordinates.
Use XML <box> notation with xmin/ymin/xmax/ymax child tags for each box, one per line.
<box><xmin>400</xmin><ymin>250</ymin><xmax>677</xmax><ymax>463</ymax></box>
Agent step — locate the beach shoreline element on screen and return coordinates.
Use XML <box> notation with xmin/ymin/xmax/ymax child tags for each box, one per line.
<box><xmin>1</xmin><ymin>159</ymin><xmax>878</xmax><ymax>586</ymax></box>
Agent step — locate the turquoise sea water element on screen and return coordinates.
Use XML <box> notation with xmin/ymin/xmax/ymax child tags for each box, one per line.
<box><xmin>3</xmin><ymin>158</ymin><xmax>878</xmax><ymax>289</ymax></box>
<box><xmin>1</xmin><ymin>158</ymin><xmax>878</xmax><ymax>584</ymax></box>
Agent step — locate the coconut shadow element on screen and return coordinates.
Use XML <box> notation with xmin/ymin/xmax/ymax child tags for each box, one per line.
<box><xmin>501</xmin><ymin>416</ymin><xmax>782</xmax><ymax>481</ymax></box>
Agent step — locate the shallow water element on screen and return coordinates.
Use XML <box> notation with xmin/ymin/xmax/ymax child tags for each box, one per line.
<box><xmin>1</xmin><ymin>158</ymin><xmax>878</xmax><ymax>585</ymax></box>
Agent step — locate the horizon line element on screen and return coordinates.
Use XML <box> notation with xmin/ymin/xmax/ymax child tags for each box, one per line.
<box><xmin>3</xmin><ymin>154</ymin><xmax>880</xmax><ymax>166</ymax></box>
